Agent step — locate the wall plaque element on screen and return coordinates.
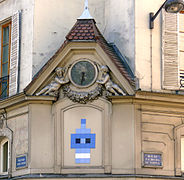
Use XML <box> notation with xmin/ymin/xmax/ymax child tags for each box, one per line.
<box><xmin>16</xmin><ymin>154</ymin><xmax>27</xmax><ymax>169</ymax></box>
<box><xmin>143</xmin><ymin>152</ymin><xmax>162</xmax><ymax>167</ymax></box>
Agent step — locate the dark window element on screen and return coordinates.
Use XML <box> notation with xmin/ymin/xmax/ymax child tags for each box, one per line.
<box><xmin>2</xmin><ymin>141</ymin><xmax>8</xmax><ymax>172</ymax></box>
<box><xmin>0</xmin><ymin>22</ymin><xmax>11</xmax><ymax>99</ymax></box>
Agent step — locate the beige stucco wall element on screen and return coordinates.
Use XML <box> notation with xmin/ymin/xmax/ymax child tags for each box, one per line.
<box><xmin>6</xmin><ymin>106</ymin><xmax>29</xmax><ymax>175</ymax></box>
<box><xmin>132</xmin><ymin>92</ymin><xmax>184</xmax><ymax>176</ymax></box>
<box><xmin>29</xmin><ymin>104</ymin><xmax>54</xmax><ymax>171</ymax></box>
<box><xmin>2</xmin><ymin>93</ymin><xmax>184</xmax><ymax>178</ymax></box>
<box><xmin>112</xmin><ymin>104</ymin><xmax>135</xmax><ymax>174</ymax></box>
<box><xmin>110</xmin><ymin>93</ymin><xmax>184</xmax><ymax>177</ymax></box>
<box><xmin>24</xmin><ymin>95</ymin><xmax>184</xmax><ymax>177</ymax></box>
<box><xmin>138</xmin><ymin>105</ymin><xmax>176</xmax><ymax>176</ymax></box>
<box><xmin>7</xmin><ymin>97</ymin><xmax>182</xmax><ymax>177</ymax></box>
<box><xmin>25</xmin><ymin>100</ymin><xmax>136</xmax><ymax>175</ymax></box>
<box><xmin>135</xmin><ymin>0</ymin><xmax>162</xmax><ymax>91</ymax></box>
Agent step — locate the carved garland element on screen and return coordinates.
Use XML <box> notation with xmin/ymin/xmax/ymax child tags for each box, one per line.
<box><xmin>63</xmin><ymin>84</ymin><xmax>103</xmax><ymax>104</ymax></box>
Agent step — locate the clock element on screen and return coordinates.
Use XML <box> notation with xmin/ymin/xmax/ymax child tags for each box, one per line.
<box><xmin>69</xmin><ymin>59</ymin><xmax>98</xmax><ymax>88</ymax></box>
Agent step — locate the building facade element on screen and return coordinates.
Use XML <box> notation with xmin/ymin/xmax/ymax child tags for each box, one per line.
<box><xmin>0</xmin><ymin>0</ymin><xmax>184</xmax><ymax>180</ymax></box>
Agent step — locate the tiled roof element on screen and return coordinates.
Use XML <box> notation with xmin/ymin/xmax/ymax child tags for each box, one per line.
<box><xmin>66</xmin><ymin>19</ymin><xmax>96</xmax><ymax>41</ymax></box>
<box><xmin>25</xmin><ymin>19</ymin><xmax>135</xmax><ymax>93</ymax></box>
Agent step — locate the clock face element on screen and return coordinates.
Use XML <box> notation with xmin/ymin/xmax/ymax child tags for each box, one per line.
<box><xmin>70</xmin><ymin>60</ymin><xmax>97</xmax><ymax>87</ymax></box>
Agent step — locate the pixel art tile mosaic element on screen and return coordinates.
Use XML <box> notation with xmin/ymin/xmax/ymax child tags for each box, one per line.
<box><xmin>71</xmin><ymin>119</ymin><xmax>96</xmax><ymax>164</ymax></box>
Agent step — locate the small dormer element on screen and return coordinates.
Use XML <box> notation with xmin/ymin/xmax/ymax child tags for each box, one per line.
<box><xmin>22</xmin><ymin>0</ymin><xmax>135</xmax><ymax>174</ymax></box>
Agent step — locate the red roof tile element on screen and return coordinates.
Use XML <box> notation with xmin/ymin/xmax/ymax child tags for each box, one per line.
<box><xmin>66</xmin><ymin>19</ymin><xmax>96</xmax><ymax>41</ymax></box>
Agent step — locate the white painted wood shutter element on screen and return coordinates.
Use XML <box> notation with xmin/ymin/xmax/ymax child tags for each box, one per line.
<box><xmin>162</xmin><ymin>10</ymin><xmax>179</xmax><ymax>90</ymax></box>
<box><xmin>178</xmin><ymin>13</ymin><xmax>184</xmax><ymax>89</ymax></box>
<box><xmin>9</xmin><ymin>11</ymin><xmax>21</xmax><ymax>96</ymax></box>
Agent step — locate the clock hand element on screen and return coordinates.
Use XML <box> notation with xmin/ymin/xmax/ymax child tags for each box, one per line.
<box><xmin>81</xmin><ymin>72</ymin><xmax>85</xmax><ymax>85</ymax></box>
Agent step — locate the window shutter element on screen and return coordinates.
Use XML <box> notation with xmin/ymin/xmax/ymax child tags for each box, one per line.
<box><xmin>179</xmin><ymin>13</ymin><xmax>184</xmax><ymax>89</ymax></box>
<box><xmin>9</xmin><ymin>11</ymin><xmax>21</xmax><ymax>96</ymax></box>
<box><xmin>162</xmin><ymin>10</ymin><xmax>179</xmax><ymax>90</ymax></box>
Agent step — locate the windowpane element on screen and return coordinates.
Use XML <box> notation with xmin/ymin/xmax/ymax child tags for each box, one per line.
<box><xmin>1</xmin><ymin>81</ymin><xmax>8</xmax><ymax>98</ymax></box>
<box><xmin>0</xmin><ymin>22</ymin><xmax>11</xmax><ymax>98</ymax></box>
<box><xmin>2</xmin><ymin>26</ymin><xmax>9</xmax><ymax>45</ymax></box>
<box><xmin>2</xmin><ymin>63</ymin><xmax>8</xmax><ymax>77</ymax></box>
<box><xmin>2</xmin><ymin>141</ymin><xmax>8</xmax><ymax>172</ymax></box>
<box><xmin>2</xmin><ymin>45</ymin><xmax>9</xmax><ymax>63</ymax></box>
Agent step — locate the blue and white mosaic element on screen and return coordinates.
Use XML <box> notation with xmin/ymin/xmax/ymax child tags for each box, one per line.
<box><xmin>71</xmin><ymin>119</ymin><xmax>96</xmax><ymax>164</ymax></box>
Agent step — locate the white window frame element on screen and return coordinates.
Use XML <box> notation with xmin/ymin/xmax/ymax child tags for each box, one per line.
<box><xmin>0</xmin><ymin>137</ymin><xmax>9</xmax><ymax>174</ymax></box>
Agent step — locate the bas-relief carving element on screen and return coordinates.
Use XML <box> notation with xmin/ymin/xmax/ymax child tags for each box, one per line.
<box><xmin>0</xmin><ymin>113</ymin><xmax>5</xmax><ymax>129</ymax></box>
<box><xmin>97</xmin><ymin>65</ymin><xmax>126</xmax><ymax>96</ymax></box>
<box><xmin>36</xmin><ymin>62</ymin><xmax>126</xmax><ymax>103</ymax></box>
<box><xmin>36</xmin><ymin>66</ymin><xmax>70</xmax><ymax>96</ymax></box>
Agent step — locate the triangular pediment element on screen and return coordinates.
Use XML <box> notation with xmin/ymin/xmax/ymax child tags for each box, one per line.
<box><xmin>25</xmin><ymin>19</ymin><xmax>135</xmax><ymax>103</ymax></box>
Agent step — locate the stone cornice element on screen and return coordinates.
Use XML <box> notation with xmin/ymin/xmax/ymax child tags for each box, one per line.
<box><xmin>111</xmin><ymin>91</ymin><xmax>184</xmax><ymax>108</ymax></box>
<box><xmin>0</xmin><ymin>93</ymin><xmax>56</xmax><ymax>112</ymax></box>
<box><xmin>2</xmin><ymin>90</ymin><xmax>184</xmax><ymax>112</ymax></box>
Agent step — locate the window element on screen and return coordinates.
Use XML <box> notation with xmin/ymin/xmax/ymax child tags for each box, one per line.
<box><xmin>0</xmin><ymin>138</ymin><xmax>9</xmax><ymax>173</ymax></box>
<box><xmin>0</xmin><ymin>21</ymin><xmax>11</xmax><ymax>99</ymax></box>
<box><xmin>162</xmin><ymin>11</ymin><xmax>184</xmax><ymax>90</ymax></box>
<box><xmin>0</xmin><ymin>11</ymin><xmax>21</xmax><ymax>99</ymax></box>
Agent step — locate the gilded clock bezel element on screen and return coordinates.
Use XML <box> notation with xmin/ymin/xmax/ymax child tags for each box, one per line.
<box><xmin>69</xmin><ymin>59</ymin><xmax>98</xmax><ymax>88</ymax></box>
